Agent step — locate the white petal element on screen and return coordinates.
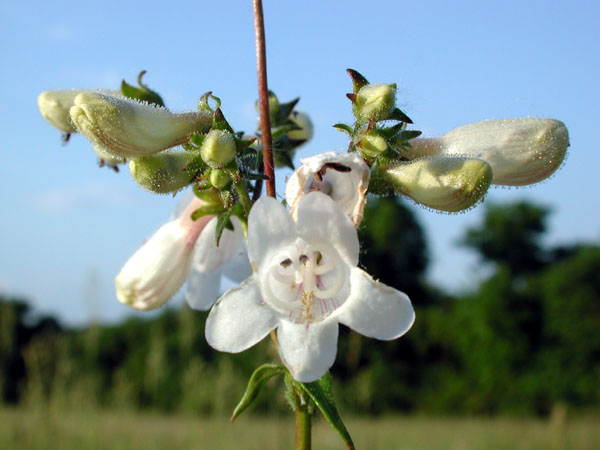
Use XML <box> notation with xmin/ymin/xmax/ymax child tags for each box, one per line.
<box><xmin>247</xmin><ymin>196</ymin><xmax>298</xmax><ymax>272</ymax></box>
<box><xmin>205</xmin><ymin>276</ymin><xmax>277</xmax><ymax>353</ymax></box>
<box><xmin>295</xmin><ymin>192</ymin><xmax>359</xmax><ymax>266</ymax></box>
<box><xmin>277</xmin><ymin>319</ymin><xmax>339</xmax><ymax>382</ymax></box>
<box><xmin>185</xmin><ymin>269</ymin><xmax>221</xmax><ymax>311</ymax></box>
<box><xmin>338</xmin><ymin>268</ymin><xmax>415</xmax><ymax>340</ymax></box>
<box><xmin>192</xmin><ymin>216</ymin><xmax>244</xmax><ymax>272</ymax></box>
<box><xmin>221</xmin><ymin>242</ymin><xmax>252</xmax><ymax>283</ymax></box>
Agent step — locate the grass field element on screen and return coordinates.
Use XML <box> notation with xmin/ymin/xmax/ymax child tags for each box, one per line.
<box><xmin>1</xmin><ymin>407</ymin><xmax>599</xmax><ymax>449</ymax></box>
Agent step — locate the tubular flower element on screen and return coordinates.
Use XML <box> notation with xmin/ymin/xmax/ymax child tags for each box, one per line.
<box><xmin>38</xmin><ymin>89</ymin><xmax>82</xmax><ymax>133</ymax></box>
<box><xmin>115</xmin><ymin>197</ymin><xmax>212</xmax><ymax>311</ymax></box>
<box><xmin>70</xmin><ymin>91</ymin><xmax>212</xmax><ymax>158</ymax></box>
<box><xmin>285</xmin><ymin>152</ymin><xmax>370</xmax><ymax>226</ymax></box>
<box><xmin>205</xmin><ymin>192</ymin><xmax>415</xmax><ymax>382</ymax></box>
<box><xmin>406</xmin><ymin>118</ymin><xmax>569</xmax><ymax>186</ymax></box>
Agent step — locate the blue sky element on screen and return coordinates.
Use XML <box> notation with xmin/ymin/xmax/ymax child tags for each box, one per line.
<box><xmin>1</xmin><ymin>0</ymin><xmax>598</xmax><ymax>325</ymax></box>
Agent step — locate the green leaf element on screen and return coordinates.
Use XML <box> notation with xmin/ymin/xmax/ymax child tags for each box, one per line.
<box><xmin>333</xmin><ymin>123</ymin><xmax>354</xmax><ymax>135</ymax></box>
<box><xmin>191</xmin><ymin>204</ymin><xmax>226</xmax><ymax>220</ymax></box>
<box><xmin>346</xmin><ymin>68</ymin><xmax>369</xmax><ymax>93</ymax></box>
<box><xmin>235</xmin><ymin>137</ymin><xmax>257</xmax><ymax>152</ymax></box>
<box><xmin>388</xmin><ymin>108</ymin><xmax>414</xmax><ymax>124</ymax></box>
<box><xmin>198</xmin><ymin>91</ymin><xmax>221</xmax><ymax>112</ymax></box>
<box><xmin>215</xmin><ymin>211</ymin><xmax>233</xmax><ymax>245</ymax></box>
<box><xmin>396</xmin><ymin>129</ymin><xmax>422</xmax><ymax>141</ymax></box>
<box><xmin>120</xmin><ymin>71</ymin><xmax>165</xmax><ymax>107</ymax></box>
<box><xmin>245</xmin><ymin>172</ymin><xmax>270</xmax><ymax>181</ymax></box>
<box><xmin>299</xmin><ymin>373</ymin><xmax>355</xmax><ymax>450</ymax></box>
<box><xmin>275</xmin><ymin>97</ymin><xmax>300</xmax><ymax>123</ymax></box>
<box><xmin>273</xmin><ymin>149</ymin><xmax>295</xmax><ymax>170</ymax></box>
<box><xmin>230</xmin><ymin>364</ymin><xmax>288</xmax><ymax>422</ymax></box>
<box><xmin>212</xmin><ymin>108</ymin><xmax>235</xmax><ymax>133</ymax></box>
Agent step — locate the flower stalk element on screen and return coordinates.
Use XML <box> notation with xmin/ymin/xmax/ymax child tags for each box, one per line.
<box><xmin>295</xmin><ymin>401</ymin><xmax>312</xmax><ymax>450</ymax></box>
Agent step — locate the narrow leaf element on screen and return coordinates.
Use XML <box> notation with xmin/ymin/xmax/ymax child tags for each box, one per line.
<box><xmin>215</xmin><ymin>211</ymin><xmax>233</xmax><ymax>245</ymax></box>
<box><xmin>333</xmin><ymin>123</ymin><xmax>354</xmax><ymax>135</ymax></box>
<box><xmin>191</xmin><ymin>204</ymin><xmax>225</xmax><ymax>220</ymax></box>
<box><xmin>231</xmin><ymin>364</ymin><xmax>288</xmax><ymax>422</ymax></box>
<box><xmin>388</xmin><ymin>108</ymin><xmax>414</xmax><ymax>124</ymax></box>
<box><xmin>299</xmin><ymin>373</ymin><xmax>355</xmax><ymax>450</ymax></box>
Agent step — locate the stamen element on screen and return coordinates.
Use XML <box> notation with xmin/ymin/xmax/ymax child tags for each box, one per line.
<box><xmin>280</xmin><ymin>258</ymin><xmax>292</xmax><ymax>268</ymax></box>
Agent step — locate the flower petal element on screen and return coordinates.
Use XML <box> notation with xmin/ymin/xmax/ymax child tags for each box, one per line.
<box><xmin>338</xmin><ymin>268</ymin><xmax>415</xmax><ymax>340</ymax></box>
<box><xmin>185</xmin><ymin>269</ymin><xmax>221</xmax><ymax>311</ymax></box>
<box><xmin>295</xmin><ymin>192</ymin><xmax>359</xmax><ymax>266</ymax></box>
<box><xmin>192</xmin><ymin>217</ymin><xmax>245</xmax><ymax>273</ymax></box>
<box><xmin>205</xmin><ymin>275</ymin><xmax>277</xmax><ymax>353</ymax></box>
<box><xmin>277</xmin><ymin>319</ymin><xmax>339</xmax><ymax>382</ymax></box>
<box><xmin>247</xmin><ymin>196</ymin><xmax>298</xmax><ymax>272</ymax></box>
<box><xmin>221</xmin><ymin>243</ymin><xmax>252</xmax><ymax>283</ymax></box>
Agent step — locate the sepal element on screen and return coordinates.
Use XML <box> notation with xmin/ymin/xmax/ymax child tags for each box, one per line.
<box><xmin>120</xmin><ymin>70</ymin><xmax>165</xmax><ymax>107</ymax></box>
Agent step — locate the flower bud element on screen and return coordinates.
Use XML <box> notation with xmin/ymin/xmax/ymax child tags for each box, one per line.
<box><xmin>200</xmin><ymin>129</ymin><xmax>237</xmax><ymax>168</ymax></box>
<box><xmin>287</xmin><ymin>110</ymin><xmax>313</xmax><ymax>143</ymax></box>
<box><xmin>359</xmin><ymin>133</ymin><xmax>388</xmax><ymax>157</ymax></box>
<box><xmin>115</xmin><ymin>198</ymin><xmax>211</xmax><ymax>311</ymax></box>
<box><xmin>379</xmin><ymin>157</ymin><xmax>493</xmax><ymax>212</ymax></box>
<box><xmin>70</xmin><ymin>92</ymin><xmax>212</xmax><ymax>158</ymax></box>
<box><xmin>408</xmin><ymin>118</ymin><xmax>569</xmax><ymax>186</ymax></box>
<box><xmin>38</xmin><ymin>90</ymin><xmax>81</xmax><ymax>133</ymax></box>
<box><xmin>209</xmin><ymin>169</ymin><xmax>231</xmax><ymax>189</ymax></box>
<box><xmin>354</xmin><ymin>84</ymin><xmax>396</xmax><ymax>122</ymax></box>
<box><xmin>129</xmin><ymin>151</ymin><xmax>200</xmax><ymax>194</ymax></box>
<box><xmin>92</xmin><ymin>144</ymin><xmax>126</xmax><ymax>169</ymax></box>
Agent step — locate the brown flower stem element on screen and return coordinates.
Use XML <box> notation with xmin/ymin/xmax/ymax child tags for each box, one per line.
<box><xmin>253</xmin><ymin>0</ymin><xmax>276</xmax><ymax>198</ymax></box>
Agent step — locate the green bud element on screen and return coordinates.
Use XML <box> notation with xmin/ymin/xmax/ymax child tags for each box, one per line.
<box><xmin>354</xmin><ymin>84</ymin><xmax>396</xmax><ymax>122</ymax></box>
<box><xmin>38</xmin><ymin>90</ymin><xmax>80</xmax><ymax>133</ymax></box>
<box><xmin>359</xmin><ymin>133</ymin><xmax>388</xmax><ymax>157</ymax></box>
<box><xmin>379</xmin><ymin>157</ymin><xmax>493</xmax><ymax>212</ymax></box>
<box><xmin>129</xmin><ymin>151</ymin><xmax>200</xmax><ymax>194</ymax></box>
<box><xmin>209</xmin><ymin>169</ymin><xmax>231</xmax><ymax>189</ymax></box>
<box><xmin>70</xmin><ymin>92</ymin><xmax>212</xmax><ymax>158</ymax></box>
<box><xmin>200</xmin><ymin>129</ymin><xmax>237</xmax><ymax>168</ymax></box>
<box><xmin>287</xmin><ymin>111</ymin><xmax>313</xmax><ymax>143</ymax></box>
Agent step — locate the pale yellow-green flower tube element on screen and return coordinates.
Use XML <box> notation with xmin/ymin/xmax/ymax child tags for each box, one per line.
<box><xmin>406</xmin><ymin>118</ymin><xmax>569</xmax><ymax>186</ymax></box>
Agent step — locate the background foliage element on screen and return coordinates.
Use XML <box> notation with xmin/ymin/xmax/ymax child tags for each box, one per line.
<box><xmin>1</xmin><ymin>199</ymin><xmax>598</xmax><ymax>416</ymax></box>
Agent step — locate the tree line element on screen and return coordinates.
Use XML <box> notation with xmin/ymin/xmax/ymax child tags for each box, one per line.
<box><xmin>1</xmin><ymin>199</ymin><xmax>599</xmax><ymax>416</ymax></box>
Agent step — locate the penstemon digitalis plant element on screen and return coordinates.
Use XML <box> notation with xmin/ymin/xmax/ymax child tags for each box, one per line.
<box><xmin>37</xmin><ymin>2</ymin><xmax>569</xmax><ymax>449</ymax></box>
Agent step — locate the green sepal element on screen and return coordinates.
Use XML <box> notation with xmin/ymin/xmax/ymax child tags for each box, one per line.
<box><xmin>230</xmin><ymin>364</ymin><xmax>288</xmax><ymax>421</ymax></box>
<box><xmin>388</xmin><ymin>107</ymin><xmax>414</xmax><ymax>124</ymax></box>
<box><xmin>346</xmin><ymin>68</ymin><xmax>369</xmax><ymax>93</ymax></box>
<box><xmin>193</xmin><ymin>185</ymin><xmax>222</xmax><ymax>205</ymax></box>
<box><xmin>120</xmin><ymin>70</ymin><xmax>165</xmax><ymax>107</ymax></box>
<box><xmin>215</xmin><ymin>211</ymin><xmax>234</xmax><ymax>245</ymax></box>
<box><xmin>198</xmin><ymin>91</ymin><xmax>221</xmax><ymax>113</ymax></box>
<box><xmin>189</xmin><ymin>133</ymin><xmax>206</xmax><ymax>148</ymax></box>
<box><xmin>212</xmin><ymin>108</ymin><xmax>235</xmax><ymax>134</ymax></box>
<box><xmin>235</xmin><ymin>137</ymin><xmax>257</xmax><ymax>152</ymax></box>
<box><xmin>273</xmin><ymin>148</ymin><xmax>295</xmax><ymax>170</ymax></box>
<box><xmin>191</xmin><ymin>204</ymin><xmax>226</xmax><ymax>220</ymax></box>
<box><xmin>333</xmin><ymin>123</ymin><xmax>354</xmax><ymax>136</ymax></box>
<box><xmin>245</xmin><ymin>172</ymin><xmax>271</xmax><ymax>181</ymax></box>
<box><xmin>274</xmin><ymin>97</ymin><xmax>300</xmax><ymax>124</ymax></box>
<box><xmin>395</xmin><ymin>129</ymin><xmax>422</xmax><ymax>141</ymax></box>
<box><xmin>299</xmin><ymin>373</ymin><xmax>355</xmax><ymax>450</ymax></box>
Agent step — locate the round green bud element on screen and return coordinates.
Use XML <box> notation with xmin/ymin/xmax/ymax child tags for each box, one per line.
<box><xmin>355</xmin><ymin>84</ymin><xmax>396</xmax><ymax>122</ymax></box>
<box><xmin>129</xmin><ymin>151</ymin><xmax>199</xmax><ymax>194</ymax></box>
<box><xmin>359</xmin><ymin>133</ymin><xmax>388</xmax><ymax>157</ymax></box>
<box><xmin>209</xmin><ymin>169</ymin><xmax>231</xmax><ymax>190</ymax></box>
<box><xmin>200</xmin><ymin>129</ymin><xmax>237</xmax><ymax>168</ymax></box>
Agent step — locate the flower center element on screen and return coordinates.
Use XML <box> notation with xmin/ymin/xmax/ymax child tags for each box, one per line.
<box><xmin>261</xmin><ymin>238</ymin><xmax>348</xmax><ymax>324</ymax></box>
<box><xmin>304</xmin><ymin>163</ymin><xmax>353</xmax><ymax>207</ymax></box>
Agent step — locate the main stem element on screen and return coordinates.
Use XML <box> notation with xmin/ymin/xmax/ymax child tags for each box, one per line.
<box><xmin>253</xmin><ymin>0</ymin><xmax>276</xmax><ymax>198</ymax></box>
<box><xmin>295</xmin><ymin>403</ymin><xmax>312</xmax><ymax>450</ymax></box>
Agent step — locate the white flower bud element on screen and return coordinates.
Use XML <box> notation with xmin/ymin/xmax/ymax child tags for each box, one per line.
<box><xmin>115</xmin><ymin>198</ymin><xmax>211</xmax><ymax>311</ymax></box>
<box><xmin>38</xmin><ymin>90</ymin><xmax>81</xmax><ymax>133</ymax></box>
<box><xmin>380</xmin><ymin>157</ymin><xmax>493</xmax><ymax>212</ymax></box>
<box><xmin>355</xmin><ymin>84</ymin><xmax>396</xmax><ymax>122</ymax></box>
<box><xmin>408</xmin><ymin>118</ymin><xmax>569</xmax><ymax>186</ymax></box>
<box><xmin>92</xmin><ymin>144</ymin><xmax>126</xmax><ymax>168</ymax></box>
<box><xmin>287</xmin><ymin>110</ymin><xmax>313</xmax><ymax>143</ymax></box>
<box><xmin>200</xmin><ymin>129</ymin><xmax>237</xmax><ymax>168</ymax></box>
<box><xmin>129</xmin><ymin>150</ymin><xmax>200</xmax><ymax>194</ymax></box>
<box><xmin>70</xmin><ymin>92</ymin><xmax>211</xmax><ymax>158</ymax></box>
<box><xmin>359</xmin><ymin>134</ymin><xmax>388</xmax><ymax>157</ymax></box>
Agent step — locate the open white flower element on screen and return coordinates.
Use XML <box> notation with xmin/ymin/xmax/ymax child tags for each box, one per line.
<box><xmin>285</xmin><ymin>152</ymin><xmax>370</xmax><ymax>226</ymax></box>
<box><xmin>205</xmin><ymin>192</ymin><xmax>414</xmax><ymax>382</ymax></box>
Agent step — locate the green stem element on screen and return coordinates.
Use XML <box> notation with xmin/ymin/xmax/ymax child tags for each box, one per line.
<box><xmin>295</xmin><ymin>403</ymin><xmax>312</xmax><ymax>450</ymax></box>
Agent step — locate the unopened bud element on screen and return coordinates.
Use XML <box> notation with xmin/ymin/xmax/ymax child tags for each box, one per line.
<box><xmin>355</xmin><ymin>84</ymin><xmax>396</xmax><ymax>122</ymax></box>
<box><xmin>408</xmin><ymin>118</ymin><xmax>569</xmax><ymax>186</ymax></box>
<box><xmin>38</xmin><ymin>90</ymin><xmax>81</xmax><ymax>133</ymax></box>
<box><xmin>379</xmin><ymin>157</ymin><xmax>493</xmax><ymax>212</ymax></box>
<box><xmin>129</xmin><ymin>151</ymin><xmax>200</xmax><ymax>194</ymax></box>
<box><xmin>200</xmin><ymin>129</ymin><xmax>237</xmax><ymax>168</ymax></box>
<box><xmin>92</xmin><ymin>144</ymin><xmax>126</xmax><ymax>169</ymax></box>
<box><xmin>70</xmin><ymin>92</ymin><xmax>212</xmax><ymax>158</ymax></box>
<box><xmin>359</xmin><ymin>133</ymin><xmax>388</xmax><ymax>157</ymax></box>
<box><xmin>209</xmin><ymin>169</ymin><xmax>231</xmax><ymax>189</ymax></box>
<box><xmin>287</xmin><ymin>111</ymin><xmax>313</xmax><ymax>143</ymax></box>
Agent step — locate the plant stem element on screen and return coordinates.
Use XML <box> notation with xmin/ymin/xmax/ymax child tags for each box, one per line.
<box><xmin>295</xmin><ymin>403</ymin><xmax>312</xmax><ymax>450</ymax></box>
<box><xmin>252</xmin><ymin>0</ymin><xmax>276</xmax><ymax>198</ymax></box>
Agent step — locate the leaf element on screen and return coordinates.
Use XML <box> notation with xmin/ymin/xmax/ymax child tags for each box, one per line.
<box><xmin>215</xmin><ymin>210</ymin><xmax>233</xmax><ymax>245</ymax></box>
<box><xmin>346</xmin><ymin>68</ymin><xmax>369</xmax><ymax>93</ymax></box>
<box><xmin>120</xmin><ymin>71</ymin><xmax>165</xmax><ymax>107</ymax></box>
<box><xmin>333</xmin><ymin>123</ymin><xmax>354</xmax><ymax>135</ymax></box>
<box><xmin>191</xmin><ymin>204</ymin><xmax>226</xmax><ymax>220</ymax></box>
<box><xmin>299</xmin><ymin>373</ymin><xmax>355</xmax><ymax>450</ymax></box>
<box><xmin>276</xmin><ymin>97</ymin><xmax>300</xmax><ymax>122</ymax></box>
<box><xmin>245</xmin><ymin>172</ymin><xmax>271</xmax><ymax>181</ymax></box>
<box><xmin>212</xmin><ymin>108</ymin><xmax>235</xmax><ymax>133</ymax></box>
<box><xmin>230</xmin><ymin>364</ymin><xmax>288</xmax><ymax>422</ymax></box>
<box><xmin>388</xmin><ymin>108</ymin><xmax>414</xmax><ymax>124</ymax></box>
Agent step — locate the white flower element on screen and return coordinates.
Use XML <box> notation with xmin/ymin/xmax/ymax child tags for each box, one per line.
<box><xmin>70</xmin><ymin>91</ymin><xmax>212</xmax><ymax>158</ymax></box>
<box><xmin>407</xmin><ymin>118</ymin><xmax>569</xmax><ymax>186</ymax></box>
<box><xmin>115</xmin><ymin>196</ymin><xmax>250</xmax><ymax>311</ymax></box>
<box><xmin>285</xmin><ymin>152</ymin><xmax>370</xmax><ymax>226</ymax></box>
<box><xmin>205</xmin><ymin>192</ymin><xmax>414</xmax><ymax>382</ymax></box>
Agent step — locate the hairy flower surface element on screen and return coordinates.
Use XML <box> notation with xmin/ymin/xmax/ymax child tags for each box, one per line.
<box><xmin>285</xmin><ymin>152</ymin><xmax>370</xmax><ymax>226</ymax></box>
<box><xmin>70</xmin><ymin>92</ymin><xmax>212</xmax><ymax>157</ymax></box>
<box><xmin>205</xmin><ymin>192</ymin><xmax>414</xmax><ymax>382</ymax></box>
<box><xmin>407</xmin><ymin>118</ymin><xmax>569</xmax><ymax>186</ymax></box>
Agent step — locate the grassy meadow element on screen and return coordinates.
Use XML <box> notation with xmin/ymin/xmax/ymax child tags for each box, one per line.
<box><xmin>1</xmin><ymin>407</ymin><xmax>599</xmax><ymax>450</ymax></box>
